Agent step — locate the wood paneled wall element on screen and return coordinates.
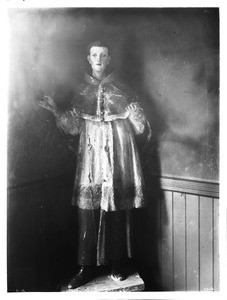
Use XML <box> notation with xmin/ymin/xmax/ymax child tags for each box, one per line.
<box><xmin>160</xmin><ymin>177</ymin><xmax>219</xmax><ymax>291</ymax></box>
<box><xmin>7</xmin><ymin>175</ymin><xmax>219</xmax><ymax>292</ymax></box>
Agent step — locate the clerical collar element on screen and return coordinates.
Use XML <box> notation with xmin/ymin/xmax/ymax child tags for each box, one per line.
<box><xmin>84</xmin><ymin>71</ymin><xmax>118</xmax><ymax>85</ymax></box>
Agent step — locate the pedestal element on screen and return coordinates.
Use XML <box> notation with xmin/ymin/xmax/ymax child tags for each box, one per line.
<box><xmin>62</xmin><ymin>272</ymin><xmax>144</xmax><ymax>292</ymax></box>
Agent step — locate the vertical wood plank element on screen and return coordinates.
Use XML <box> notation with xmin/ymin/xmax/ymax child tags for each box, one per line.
<box><xmin>213</xmin><ymin>198</ymin><xmax>219</xmax><ymax>290</ymax></box>
<box><xmin>161</xmin><ymin>191</ymin><xmax>173</xmax><ymax>291</ymax></box>
<box><xmin>186</xmin><ymin>194</ymin><xmax>199</xmax><ymax>290</ymax></box>
<box><xmin>200</xmin><ymin>196</ymin><xmax>213</xmax><ymax>291</ymax></box>
<box><xmin>173</xmin><ymin>192</ymin><xmax>186</xmax><ymax>291</ymax></box>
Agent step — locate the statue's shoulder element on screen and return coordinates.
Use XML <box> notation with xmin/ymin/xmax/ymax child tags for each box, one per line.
<box><xmin>70</xmin><ymin>77</ymin><xmax>93</xmax><ymax>109</ymax></box>
<box><xmin>75</xmin><ymin>80</ymin><xmax>89</xmax><ymax>94</ymax></box>
<box><xmin>112</xmin><ymin>76</ymin><xmax>138</xmax><ymax>99</ymax></box>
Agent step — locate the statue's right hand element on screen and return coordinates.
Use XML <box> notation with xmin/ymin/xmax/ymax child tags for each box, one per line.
<box><xmin>39</xmin><ymin>95</ymin><xmax>56</xmax><ymax>110</ymax></box>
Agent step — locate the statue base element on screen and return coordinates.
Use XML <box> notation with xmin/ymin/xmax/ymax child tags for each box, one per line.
<box><xmin>61</xmin><ymin>269</ymin><xmax>144</xmax><ymax>292</ymax></box>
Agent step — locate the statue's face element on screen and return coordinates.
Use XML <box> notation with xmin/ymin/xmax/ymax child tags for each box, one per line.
<box><xmin>87</xmin><ymin>46</ymin><xmax>110</xmax><ymax>73</ymax></box>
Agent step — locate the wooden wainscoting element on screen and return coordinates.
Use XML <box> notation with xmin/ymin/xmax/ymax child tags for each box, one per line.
<box><xmin>159</xmin><ymin>176</ymin><xmax>219</xmax><ymax>291</ymax></box>
<box><xmin>7</xmin><ymin>174</ymin><xmax>219</xmax><ymax>291</ymax></box>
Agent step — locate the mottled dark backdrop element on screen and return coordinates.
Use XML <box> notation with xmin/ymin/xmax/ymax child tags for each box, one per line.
<box><xmin>7</xmin><ymin>8</ymin><xmax>219</xmax><ymax>292</ymax></box>
<box><xmin>8</xmin><ymin>8</ymin><xmax>219</xmax><ymax>186</ymax></box>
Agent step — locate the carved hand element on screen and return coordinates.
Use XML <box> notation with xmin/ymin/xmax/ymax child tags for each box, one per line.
<box><xmin>39</xmin><ymin>95</ymin><xmax>57</xmax><ymax>111</ymax></box>
<box><xmin>126</xmin><ymin>102</ymin><xmax>143</xmax><ymax>118</ymax></box>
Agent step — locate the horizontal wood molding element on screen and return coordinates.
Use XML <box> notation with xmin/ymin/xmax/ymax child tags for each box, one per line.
<box><xmin>8</xmin><ymin>174</ymin><xmax>219</xmax><ymax>199</ymax></box>
<box><xmin>158</xmin><ymin>175</ymin><xmax>219</xmax><ymax>198</ymax></box>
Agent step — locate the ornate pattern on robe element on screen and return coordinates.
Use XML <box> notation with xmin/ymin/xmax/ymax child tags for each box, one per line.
<box><xmin>45</xmin><ymin>72</ymin><xmax>151</xmax><ymax>212</ymax></box>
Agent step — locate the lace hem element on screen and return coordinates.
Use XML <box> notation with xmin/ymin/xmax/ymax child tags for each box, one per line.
<box><xmin>72</xmin><ymin>184</ymin><xmax>146</xmax><ymax>211</ymax></box>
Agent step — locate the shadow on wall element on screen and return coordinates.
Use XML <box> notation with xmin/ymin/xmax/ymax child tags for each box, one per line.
<box><xmin>119</xmin><ymin>34</ymin><xmax>168</xmax><ymax>291</ymax></box>
<box><xmin>7</xmin><ymin>29</ymin><xmax>168</xmax><ymax>292</ymax></box>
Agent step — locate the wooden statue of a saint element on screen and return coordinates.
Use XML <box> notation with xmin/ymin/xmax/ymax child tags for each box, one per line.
<box><xmin>40</xmin><ymin>40</ymin><xmax>151</xmax><ymax>289</ymax></box>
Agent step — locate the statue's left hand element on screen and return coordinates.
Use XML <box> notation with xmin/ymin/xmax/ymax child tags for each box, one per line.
<box><xmin>126</xmin><ymin>102</ymin><xmax>143</xmax><ymax>118</ymax></box>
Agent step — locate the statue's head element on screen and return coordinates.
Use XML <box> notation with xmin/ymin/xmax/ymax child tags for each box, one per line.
<box><xmin>87</xmin><ymin>40</ymin><xmax>111</xmax><ymax>75</ymax></box>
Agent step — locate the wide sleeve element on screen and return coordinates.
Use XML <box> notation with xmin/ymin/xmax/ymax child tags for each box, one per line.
<box><xmin>55</xmin><ymin>109</ymin><xmax>82</xmax><ymax>135</ymax></box>
<box><xmin>39</xmin><ymin>100</ymin><xmax>82</xmax><ymax>136</ymax></box>
<box><xmin>126</xmin><ymin>101</ymin><xmax>152</xmax><ymax>141</ymax></box>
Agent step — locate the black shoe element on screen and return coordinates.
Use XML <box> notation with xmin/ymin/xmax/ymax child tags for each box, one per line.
<box><xmin>67</xmin><ymin>266</ymin><xmax>95</xmax><ymax>289</ymax></box>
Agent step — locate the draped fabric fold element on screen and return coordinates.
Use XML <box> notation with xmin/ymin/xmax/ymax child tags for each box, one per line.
<box><xmin>40</xmin><ymin>71</ymin><xmax>151</xmax><ymax>265</ymax></box>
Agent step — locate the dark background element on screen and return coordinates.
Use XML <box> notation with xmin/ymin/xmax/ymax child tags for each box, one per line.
<box><xmin>7</xmin><ymin>8</ymin><xmax>219</xmax><ymax>292</ymax></box>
